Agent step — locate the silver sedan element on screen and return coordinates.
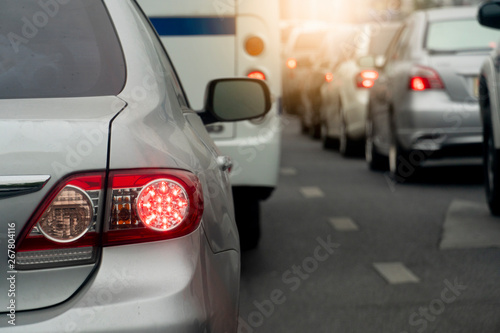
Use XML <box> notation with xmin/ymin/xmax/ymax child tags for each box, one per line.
<box><xmin>366</xmin><ymin>6</ymin><xmax>500</xmax><ymax>181</ymax></box>
<box><xmin>0</xmin><ymin>0</ymin><xmax>271</xmax><ymax>332</ymax></box>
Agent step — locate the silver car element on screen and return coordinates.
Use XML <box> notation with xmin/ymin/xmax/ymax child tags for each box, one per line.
<box><xmin>366</xmin><ymin>6</ymin><xmax>500</xmax><ymax>180</ymax></box>
<box><xmin>0</xmin><ymin>1</ymin><xmax>271</xmax><ymax>332</ymax></box>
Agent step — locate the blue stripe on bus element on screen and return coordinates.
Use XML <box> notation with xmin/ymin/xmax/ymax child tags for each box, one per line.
<box><xmin>150</xmin><ymin>17</ymin><xmax>236</xmax><ymax>36</ymax></box>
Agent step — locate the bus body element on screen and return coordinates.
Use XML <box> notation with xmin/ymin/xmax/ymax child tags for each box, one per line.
<box><xmin>138</xmin><ymin>0</ymin><xmax>282</xmax><ymax>249</ymax></box>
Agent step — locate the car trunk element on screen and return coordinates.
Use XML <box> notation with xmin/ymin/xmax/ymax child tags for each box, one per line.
<box><xmin>0</xmin><ymin>96</ymin><xmax>125</xmax><ymax>312</ymax></box>
<box><xmin>428</xmin><ymin>52</ymin><xmax>489</xmax><ymax>102</ymax></box>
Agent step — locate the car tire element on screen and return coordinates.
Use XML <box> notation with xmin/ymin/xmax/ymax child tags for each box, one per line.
<box><xmin>321</xmin><ymin>122</ymin><xmax>338</xmax><ymax>150</ymax></box>
<box><xmin>233</xmin><ymin>190</ymin><xmax>261</xmax><ymax>251</ymax></box>
<box><xmin>365</xmin><ymin>115</ymin><xmax>387</xmax><ymax>171</ymax></box>
<box><xmin>309</xmin><ymin>122</ymin><xmax>321</xmax><ymax>139</ymax></box>
<box><xmin>484</xmin><ymin>116</ymin><xmax>500</xmax><ymax>216</ymax></box>
<box><xmin>339</xmin><ymin>112</ymin><xmax>357</xmax><ymax>157</ymax></box>
<box><xmin>389</xmin><ymin>136</ymin><xmax>423</xmax><ymax>183</ymax></box>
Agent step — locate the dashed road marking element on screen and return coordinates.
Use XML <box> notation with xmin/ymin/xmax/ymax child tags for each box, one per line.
<box><xmin>300</xmin><ymin>187</ymin><xmax>324</xmax><ymax>198</ymax></box>
<box><xmin>440</xmin><ymin>200</ymin><xmax>500</xmax><ymax>249</ymax></box>
<box><xmin>373</xmin><ymin>262</ymin><xmax>420</xmax><ymax>284</ymax></box>
<box><xmin>329</xmin><ymin>217</ymin><xmax>359</xmax><ymax>231</ymax></box>
<box><xmin>280</xmin><ymin>167</ymin><xmax>298</xmax><ymax>176</ymax></box>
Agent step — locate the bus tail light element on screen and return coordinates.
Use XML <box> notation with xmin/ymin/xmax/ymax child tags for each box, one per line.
<box><xmin>245</xmin><ymin>36</ymin><xmax>265</xmax><ymax>56</ymax></box>
<box><xmin>248</xmin><ymin>71</ymin><xmax>266</xmax><ymax>81</ymax></box>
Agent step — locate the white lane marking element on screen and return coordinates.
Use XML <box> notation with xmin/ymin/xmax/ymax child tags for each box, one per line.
<box><xmin>440</xmin><ymin>200</ymin><xmax>500</xmax><ymax>249</ymax></box>
<box><xmin>300</xmin><ymin>187</ymin><xmax>324</xmax><ymax>198</ymax></box>
<box><xmin>373</xmin><ymin>262</ymin><xmax>420</xmax><ymax>284</ymax></box>
<box><xmin>329</xmin><ymin>217</ymin><xmax>359</xmax><ymax>231</ymax></box>
<box><xmin>280</xmin><ymin>167</ymin><xmax>298</xmax><ymax>176</ymax></box>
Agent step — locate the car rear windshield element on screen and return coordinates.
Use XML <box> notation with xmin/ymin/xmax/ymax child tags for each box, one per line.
<box><xmin>294</xmin><ymin>31</ymin><xmax>327</xmax><ymax>51</ymax></box>
<box><xmin>426</xmin><ymin>19</ymin><xmax>500</xmax><ymax>52</ymax></box>
<box><xmin>369</xmin><ymin>26</ymin><xmax>400</xmax><ymax>56</ymax></box>
<box><xmin>0</xmin><ymin>0</ymin><xmax>125</xmax><ymax>99</ymax></box>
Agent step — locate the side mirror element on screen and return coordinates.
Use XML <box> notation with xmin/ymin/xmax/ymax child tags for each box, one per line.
<box><xmin>200</xmin><ymin>78</ymin><xmax>272</xmax><ymax>125</ymax></box>
<box><xmin>478</xmin><ymin>2</ymin><xmax>500</xmax><ymax>29</ymax></box>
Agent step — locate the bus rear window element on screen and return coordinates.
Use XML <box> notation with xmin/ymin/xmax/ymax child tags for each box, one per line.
<box><xmin>0</xmin><ymin>0</ymin><xmax>125</xmax><ymax>99</ymax></box>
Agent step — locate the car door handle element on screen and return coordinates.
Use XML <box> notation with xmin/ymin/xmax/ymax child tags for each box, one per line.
<box><xmin>217</xmin><ymin>156</ymin><xmax>233</xmax><ymax>172</ymax></box>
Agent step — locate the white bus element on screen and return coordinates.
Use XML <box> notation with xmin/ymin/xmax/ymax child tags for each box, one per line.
<box><xmin>138</xmin><ymin>0</ymin><xmax>282</xmax><ymax>250</ymax></box>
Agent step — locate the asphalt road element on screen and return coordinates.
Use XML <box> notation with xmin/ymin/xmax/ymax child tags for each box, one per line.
<box><xmin>238</xmin><ymin>116</ymin><xmax>500</xmax><ymax>333</ymax></box>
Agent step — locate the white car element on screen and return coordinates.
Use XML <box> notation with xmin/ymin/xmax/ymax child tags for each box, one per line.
<box><xmin>478</xmin><ymin>2</ymin><xmax>500</xmax><ymax>216</ymax></box>
<box><xmin>319</xmin><ymin>23</ymin><xmax>401</xmax><ymax>156</ymax></box>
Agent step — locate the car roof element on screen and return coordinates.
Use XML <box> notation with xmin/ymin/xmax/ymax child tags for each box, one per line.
<box><xmin>423</xmin><ymin>6</ymin><xmax>478</xmax><ymax>22</ymax></box>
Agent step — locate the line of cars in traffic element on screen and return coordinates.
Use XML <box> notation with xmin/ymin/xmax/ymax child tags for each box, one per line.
<box><xmin>283</xmin><ymin>4</ymin><xmax>500</xmax><ymax>217</ymax></box>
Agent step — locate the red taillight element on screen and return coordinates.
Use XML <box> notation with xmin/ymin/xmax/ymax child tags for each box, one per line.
<box><xmin>16</xmin><ymin>173</ymin><xmax>104</xmax><ymax>269</ymax></box>
<box><xmin>103</xmin><ymin>169</ymin><xmax>203</xmax><ymax>247</ymax></box>
<box><xmin>356</xmin><ymin>70</ymin><xmax>379</xmax><ymax>88</ymax></box>
<box><xmin>16</xmin><ymin>169</ymin><xmax>203</xmax><ymax>269</ymax></box>
<box><xmin>287</xmin><ymin>58</ymin><xmax>297</xmax><ymax>69</ymax></box>
<box><xmin>325</xmin><ymin>72</ymin><xmax>334</xmax><ymax>83</ymax></box>
<box><xmin>409</xmin><ymin>66</ymin><xmax>444</xmax><ymax>91</ymax></box>
<box><xmin>248</xmin><ymin>71</ymin><xmax>266</xmax><ymax>81</ymax></box>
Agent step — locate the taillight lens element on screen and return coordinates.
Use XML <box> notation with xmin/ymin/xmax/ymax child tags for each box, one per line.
<box><xmin>104</xmin><ymin>169</ymin><xmax>203</xmax><ymax>247</ymax></box>
<box><xmin>245</xmin><ymin>36</ymin><xmax>265</xmax><ymax>56</ymax></box>
<box><xmin>356</xmin><ymin>70</ymin><xmax>379</xmax><ymax>88</ymax></box>
<box><xmin>409</xmin><ymin>66</ymin><xmax>444</xmax><ymax>91</ymax></box>
<box><xmin>325</xmin><ymin>72</ymin><xmax>334</xmax><ymax>83</ymax></box>
<box><xmin>287</xmin><ymin>58</ymin><xmax>297</xmax><ymax>69</ymax></box>
<box><xmin>16</xmin><ymin>174</ymin><xmax>103</xmax><ymax>270</ymax></box>
<box><xmin>248</xmin><ymin>71</ymin><xmax>266</xmax><ymax>81</ymax></box>
<box><xmin>16</xmin><ymin>169</ymin><xmax>203</xmax><ymax>270</ymax></box>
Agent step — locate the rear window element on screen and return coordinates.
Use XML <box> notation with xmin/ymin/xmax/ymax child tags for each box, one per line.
<box><xmin>426</xmin><ymin>19</ymin><xmax>500</xmax><ymax>52</ymax></box>
<box><xmin>369</xmin><ymin>26</ymin><xmax>401</xmax><ymax>56</ymax></box>
<box><xmin>294</xmin><ymin>31</ymin><xmax>327</xmax><ymax>51</ymax></box>
<box><xmin>0</xmin><ymin>0</ymin><xmax>125</xmax><ymax>99</ymax></box>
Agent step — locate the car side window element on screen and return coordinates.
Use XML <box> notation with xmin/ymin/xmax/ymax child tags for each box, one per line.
<box><xmin>131</xmin><ymin>1</ymin><xmax>190</xmax><ymax>109</ymax></box>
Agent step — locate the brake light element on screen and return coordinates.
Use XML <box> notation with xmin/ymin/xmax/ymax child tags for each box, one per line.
<box><xmin>409</xmin><ymin>66</ymin><xmax>444</xmax><ymax>91</ymax></box>
<box><xmin>248</xmin><ymin>71</ymin><xmax>266</xmax><ymax>81</ymax></box>
<box><xmin>287</xmin><ymin>58</ymin><xmax>297</xmax><ymax>69</ymax></box>
<box><xmin>15</xmin><ymin>169</ymin><xmax>203</xmax><ymax>269</ymax></box>
<box><xmin>16</xmin><ymin>173</ymin><xmax>103</xmax><ymax>269</ymax></box>
<box><xmin>104</xmin><ymin>169</ymin><xmax>203</xmax><ymax>247</ymax></box>
<box><xmin>356</xmin><ymin>70</ymin><xmax>379</xmax><ymax>88</ymax></box>
<box><xmin>325</xmin><ymin>72</ymin><xmax>334</xmax><ymax>83</ymax></box>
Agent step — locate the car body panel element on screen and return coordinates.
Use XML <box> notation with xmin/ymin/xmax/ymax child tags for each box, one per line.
<box><xmin>3</xmin><ymin>228</ymin><xmax>239</xmax><ymax>333</ymax></box>
<box><xmin>0</xmin><ymin>96</ymin><xmax>124</xmax><ymax>311</ymax></box>
<box><xmin>0</xmin><ymin>0</ymin><xmax>241</xmax><ymax>331</ymax></box>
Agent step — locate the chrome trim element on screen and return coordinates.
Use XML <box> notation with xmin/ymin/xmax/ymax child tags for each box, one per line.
<box><xmin>0</xmin><ymin>175</ymin><xmax>51</xmax><ymax>199</ymax></box>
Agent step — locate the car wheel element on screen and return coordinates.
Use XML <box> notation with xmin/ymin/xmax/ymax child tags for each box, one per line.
<box><xmin>321</xmin><ymin>122</ymin><xmax>338</xmax><ymax>150</ymax></box>
<box><xmin>365</xmin><ymin>115</ymin><xmax>387</xmax><ymax>171</ymax></box>
<box><xmin>309</xmin><ymin>122</ymin><xmax>321</xmax><ymax>139</ymax></box>
<box><xmin>484</xmin><ymin>117</ymin><xmax>500</xmax><ymax>216</ymax></box>
<box><xmin>389</xmin><ymin>136</ymin><xmax>422</xmax><ymax>183</ymax></box>
<box><xmin>233</xmin><ymin>190</ymin><xmax>261</xmax><ymax>251</ymax></box>
<box><xmin>339</xmin><ymin>112</ymin><xmax>356</xmax><ymax>157</ymax></box>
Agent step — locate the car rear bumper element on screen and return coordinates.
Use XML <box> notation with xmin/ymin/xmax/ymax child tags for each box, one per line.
<box><xmin>396</xmin><ymin>91</ymin><xmax>482</xmax><ymax>156</ymax></box>
<box><xmin>1</xmin><ymin>227</ymin><xmax>239</xmax><ymax>333</ymax></box>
